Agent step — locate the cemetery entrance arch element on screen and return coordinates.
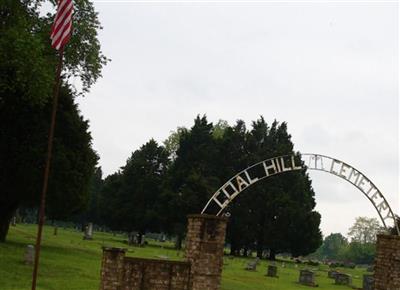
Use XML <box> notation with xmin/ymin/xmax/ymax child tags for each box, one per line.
<box><xmin>202</xmin><ymin>153</ymin><xmax>399</xmax><ymax>235</ymax></box>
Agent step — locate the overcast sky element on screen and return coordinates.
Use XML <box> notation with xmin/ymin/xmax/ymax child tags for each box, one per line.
<box><xmin>76</xmin><ymin>1</ymin><xmax>398</xmax><ymax>237</ymax></box>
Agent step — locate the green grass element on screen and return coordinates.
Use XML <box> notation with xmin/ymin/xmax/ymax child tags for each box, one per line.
<box><xmin>0</xmin><ymin>224</ymin><xmax>368</xmax><ymax>290</ymax></box>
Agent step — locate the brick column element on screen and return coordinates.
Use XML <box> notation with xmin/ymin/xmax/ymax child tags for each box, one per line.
<box><xmin>99</xmin><ymin>247</ymin><xmax>127</xmax><ymax>290</ymax></box>
<box><xmin>374</xmin><ymin>234</ymin><xmax>400</xmax><ymax>290</ymax></box>
<box><xmin>185</xmin><ymin>214</ymin><xmax>228</xmax><ymax>290</ymax></box>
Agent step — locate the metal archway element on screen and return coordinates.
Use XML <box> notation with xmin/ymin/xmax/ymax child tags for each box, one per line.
<box><xmin>201</xmin><ymin>153</ymin><xmax>399</xmax><ymax>235</ymax></box>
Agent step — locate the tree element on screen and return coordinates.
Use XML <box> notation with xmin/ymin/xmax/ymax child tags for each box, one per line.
<box><xmin>348</xmin><ymin>216</ymin><xmax>382</xmax><ymax>244</ymax></box>
<box><xmin>71</xmin><ymin>167</ymin><xmax>103</xmax><ymax>227</ymax></box>
<box><xmin>212</xmin><ymin>119</ymin><xmax>229</xmax><ymax>140</ymax></box>
<box><xmin>86</xmin><ymin>167</ymin><xmax>104</xmax><ymax>224</ymax></box>
<box><xmin>341</xmin><ymin>242</ymin><xmax>376</xmax><ymax>264</ymax></box>
<box><xmin>98</xmin><ymin>172</ymin><xmax>123</xmax><ymax>230</ymax></box>
<box><xmin>163</xmin><ymin>127</ymin><xmax>187</xmax><ymax>160</ymax></box>
<box><xmin>100</xmin><ymin>140</ymin><xmax>169</xmax><ymax>243</ymax></box>
<box><xmin>318</xmin><ymin>233</ymin><xmax>348</xmax><ymax>260</ymax></box>
<box><xmin>215</xmin><ymin>120</ymin><xmax>253</xmax><ymax>255</ymax></box>
<box><xmin>0</xmin><ymin>86</ymin><xmax>98</xmax><ymax>241</ymax></box>
<box><xmin>163</xmin><ymin>115</ymin><xmax>220</xmax><ymax>248</ymax></box>
<box><xmin>0</xmin><ymin>0</ymin><xmax>107</xmax><ymax>242</ymax></box>
<box><xmin>221</xmin><ymin>118</ymin><xmax>322</xmax><ymax>259</ymax></box>
<box><xmin>0</xmin><ymin>0</ymin><xmax>108</xmax><ymax>102</ymax></box>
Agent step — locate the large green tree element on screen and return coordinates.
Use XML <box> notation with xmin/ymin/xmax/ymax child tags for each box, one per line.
<box><xmin>0</xmin><ymin>86</ymin><xmax>98</xmax><ymax>241</ymax></box>
<box><xmin>0</xmin><ymin>0</ymin><xmax>107</xmax><ymax>241</ymax></box>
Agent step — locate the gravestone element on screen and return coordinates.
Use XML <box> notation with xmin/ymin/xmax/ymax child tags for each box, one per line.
<box><xmin>83</xmin><ymin>222</ymin><xmax>93</xmax><ymax>240</ymax></box>
<box><xmin>335</xmin><ymin>273</ymin><xmax>352</xmax><ymax>286</ymax></box>
<box><xmin>245</xmin><ymin>258</ymin><xmax>259</xmax><ymax>271</ymax></box>
<box><xmin>363</xmin><ymin>274</ymin><xmax>374</xmax><ymax>290</ymax></box>
<box><xmin>11</xmin><ymin>216</ymin><xmax>16</xmax><ymax>226</ymax></box>
<box><xmin>128</xmin><ymin>232</ymin><xmax>137</xmax><ymax>245</ymax></box>
<box><xmin>328</xmin><ymin>270</ymin><xmax>340</xmax><ymax>279</ymax></box>
<box><xmin>266</xmin><ymin>265</ymin><xmax>278</xmax><ymax>277</ymax></box>
<box><xmin>24</xmin><ymin>245</ymin><xmax>35</xmax><ymax>265</ymax></box>
<box><xmin>299</xmin><ymin>269</ymin><xmax>317</xmax><ymax>287</ymax></box>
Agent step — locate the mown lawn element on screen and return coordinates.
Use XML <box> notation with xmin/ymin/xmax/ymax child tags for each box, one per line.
<box><xmin>0</xmin><ymin>224</ymin><xmax>368</xmax><ymax>290</ymax></box>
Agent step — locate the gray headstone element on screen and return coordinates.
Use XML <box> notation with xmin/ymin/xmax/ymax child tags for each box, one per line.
<box><xmin>266</xmin><ymin>265</ymin><xmax>278</xmax><ymax>277</ymax></box>
<box><xmin>299</xmin><ymin>269</ymin><xmax>317</xmax><ymax>287</ymax></box>
<box><xmin>335</xmin><ymin>273</ymin><xmax>352</xmax><ymax>286</ymax></box>
<box><xmin>245</xmin><ymin>259</ymin><xmax>258</xmax><ymax>271</ymax></box>
<box><xmin>328</xmin><ymin>270</ymin><xmax>340</xmax><ymax>279</ymax></box>
<box><xmin>24</xmin><ymin>245</ymin><xmax>35</xmax><ymax>265</ymax></box>
<box><xmin>83</xmin><ymin>222</ymin><xmax>93</xmax><ymax>240</ymax></box>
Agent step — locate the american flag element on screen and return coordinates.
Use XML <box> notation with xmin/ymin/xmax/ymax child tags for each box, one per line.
<box><xmin>50</xmin><ymin>0</ymin><xmax>74</xmax><ymax>50</ymax></box>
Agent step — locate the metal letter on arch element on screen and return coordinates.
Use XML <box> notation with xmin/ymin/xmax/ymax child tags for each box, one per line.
<box><xmin>201</xmin><ymin>153</ymin><xmax>399</xmax><ymax>235</ymax></box>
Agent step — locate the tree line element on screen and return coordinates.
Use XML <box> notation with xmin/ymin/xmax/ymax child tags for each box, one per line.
<box><xmin>83</xmin><ymin>116</ymin><xmax>323</xmax><ymax>259</ymax></box>
<box><xmin>311</xmin><ymin>217</ymin><xmax>382</xmax><ymax>265</ymax></box>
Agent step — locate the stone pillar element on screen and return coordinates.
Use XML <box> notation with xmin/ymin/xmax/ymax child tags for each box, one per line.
<box><xmin>374</xmin><ymin>234</ymin><xmax>400</xmax><ymax>290</ymax></box>
<box><xmin>99</xmin><ymin>247</ymin><xmax>126</xmax><ymax>290</ymax></box>
<box><xmin>185</xmin><ymin>214</ymin><xmax>228</xmax><ymax>290</ymax></box>
<box><xmin>363</xmin><ymin>274</ymin><xmax>374</xmax><ymax>290</ymax></box>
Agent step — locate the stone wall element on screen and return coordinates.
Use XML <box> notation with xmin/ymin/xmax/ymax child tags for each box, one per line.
<box><xmin>185</xmin><ymin>214</ymin><xmax>228</xmax><ymax>290</ymax></box>
<box><xmin>100</xmin><ymin>248</ymin><xmax>191</xmax><ymax>290</ymax></box>
<box><xmin>123</xmin><ymin>257</ymin><xmax>191</xmax><ymax>290</ymax></box>
<box><xmin>99</xmin><ymin>214</ymin><xmax>228</xmax><ymax>290</ymax></box>
<box><xmin>99</xmin><ymin>222</ymin><xmax>400</xmax><ymax>290</ymax></box>
<box><xmin>374</xmin><ymin>234</ymin><xmax>400</xmax><ymax>290</ymax></box>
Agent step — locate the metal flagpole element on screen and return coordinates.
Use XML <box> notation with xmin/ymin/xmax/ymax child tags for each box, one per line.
<box><xmin>31</xmin><ymin>46</ymin><xmax>65</xmax><ymax>290</ymax></box>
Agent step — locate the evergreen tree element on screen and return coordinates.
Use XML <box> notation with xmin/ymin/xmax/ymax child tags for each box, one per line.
<box><xmin>71</xmin><ymin>167</ymin><xmax>103</xmax><ymax>227</ymax></box>
<box><xmin>0</xmin><ymin>87</ymin><xmax>98</xmax><ymax>241</ymax></box>
<box><xmin>221</xmin><ymin>118</ymin><xmax>322</xmax><ymax>259</ymax></box>
<box><xmin>215</xmin><ymin>120</ymin><xmax>255</xmax><ymax>255</ymax></box>
<box><xmin>98</xmin><ymin>172</ymin><xmax>123</xmax><ymax>230</ymax></box>
<box><xmin>100</xmin><ymin>140</ymin><xmax>169</xmax><ymax>242</ymax></box>
<box><xmin>163</xmin><ymin>115</ymin><xmax>220</xmax><ymax>248</ymax></box>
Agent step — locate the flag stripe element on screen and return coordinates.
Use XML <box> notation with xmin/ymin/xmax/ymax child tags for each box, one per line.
<box><xmin>53</xmin><ymin>22</ymin><xmax>72</xmax><ymax>50</ymax></box>
<box><xmin>50</xmin><ymin>0</ymin><xmax>73</xmax><ymax>50</ymax></box>
<box><xmin>51</xmin><ymin>10</ymin><xmax>73</xmax><ymax>47</ymax></box>
<box><xmin>51</xmin><ymin>1</ymin><xmax>73</xmax><ymax>40</ymax></box>
<box><xmin>52</xmin><ymin>1</ymin><xmax>73</xmax><ymax>36</ymax></box>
